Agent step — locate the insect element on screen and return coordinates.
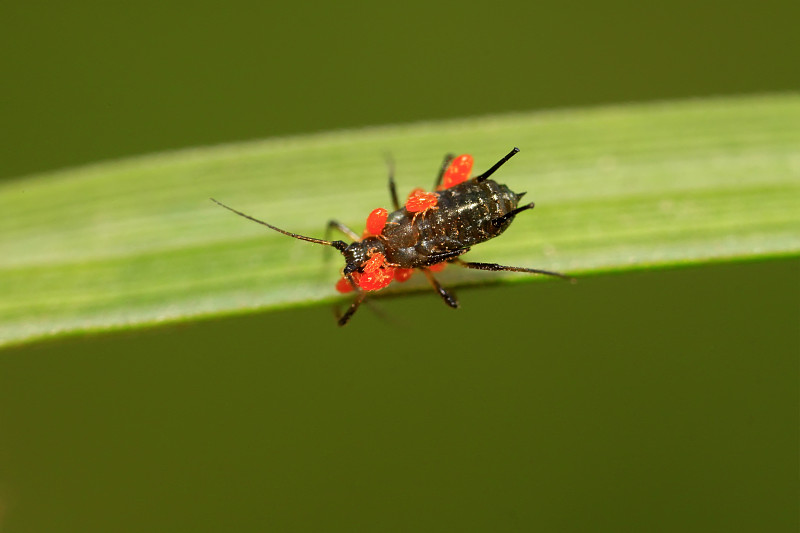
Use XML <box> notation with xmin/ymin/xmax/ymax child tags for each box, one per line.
<box><xmin>211</xmin><ymin>147</ymin><xmax>571</xmax><ymax>326</ymax></box>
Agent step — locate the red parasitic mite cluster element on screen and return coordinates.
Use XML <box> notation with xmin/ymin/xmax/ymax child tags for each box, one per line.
<box><xmin>438</xmin><ymin>154</ymin><xmax>473</xmax><ymax>190</ymax></box>
<box><xmin>404</xmin><ymin>188</ymin><xmax>439</xmax><ymax>213</ymax></box>
<box><xmin>364</xmin><ymin>208</ymin><xmax>388</xmax><ymax>237</ymax></box>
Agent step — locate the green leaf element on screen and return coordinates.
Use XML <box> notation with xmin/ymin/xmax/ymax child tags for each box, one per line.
<box><xmin>1</xmin><ymin>94</ymin><xmax>799</xmax><ymax>347</ymax></box>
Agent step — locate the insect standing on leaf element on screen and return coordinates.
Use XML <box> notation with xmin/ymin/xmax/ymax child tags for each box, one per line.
<box><xmin>211</xmin><ymin>147</ymin><xmax>572</xmax><ymax>326</ymax></box>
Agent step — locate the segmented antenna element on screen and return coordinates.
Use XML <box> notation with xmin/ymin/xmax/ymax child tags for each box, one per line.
<box><xmin>210</xmin><ymin>198</ymin><xmax>348</xmax><ymax>252</ymax></box>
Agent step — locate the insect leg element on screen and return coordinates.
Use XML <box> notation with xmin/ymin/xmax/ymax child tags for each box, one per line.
<box><xmin>475</xmin><ymin>147</ymin><xmax>520</xmax><ymax>183</ymax></box>
<box><xmin>491</xmin><ymin>202</ymin><xmax>535</xmax><ymax>227</ymax></box>
<box><xmin>337</xmin><ymin>291</ymin><xmax>367</xmax><ymax>326</ymax></box>
<box><xmin>322</xmin><ymin>221</ymin><xmax>358</xmax><ymax>266</ymax></box>
<box><xmin>325</xmin><ymin>220</ymin><xmax>360</xmax><ymax>242</ymax></box>
<box><xmin>456</xmin><ymin>259</ymin><xmax>574</xmax><ymax>281</ymax></box>
<box><xmin>421</xmin><ymin>268</ymin><xmax>459</xmax><ymax>308</ymax></box>
<box><xmin>432</xmin><ymin>153</ymin><xmax>456</xmax><ymax>190</ymax></box>
<box><xmin>423</xmin><ymin>248</ymin><xmax>470</xmax><ymax>264</ymax></box>
<box><xmin>386</xmin><ymin>155</ymin><xmax>401</xmax><ymax>211</ymax></box>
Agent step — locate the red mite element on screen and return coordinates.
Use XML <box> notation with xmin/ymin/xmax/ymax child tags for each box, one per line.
<box><xmin>212</xmin><ymin>148</ymin><xmax>571</xmax><ymax>326</ymax></box>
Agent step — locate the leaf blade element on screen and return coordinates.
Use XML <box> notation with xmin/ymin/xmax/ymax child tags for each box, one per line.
<box><xmin>1</xmin><ymin>94</ymin><xmax>799</xmax><ymax>347</ymax></box>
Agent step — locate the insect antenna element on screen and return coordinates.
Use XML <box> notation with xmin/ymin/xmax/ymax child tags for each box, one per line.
<box><xmin>475</xmin><ymin>147</ymin><xmax>520</xmax><ymax>183</ymax></box>
<box><xmin>210</xmin><ymin>198</ymin><xmax>348</xmax><ymax>252</ymax></box>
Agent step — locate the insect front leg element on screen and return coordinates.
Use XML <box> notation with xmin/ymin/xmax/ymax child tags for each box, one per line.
<box><xmin>325</xmin><ymin>220</ymin><xmax>360</xmax><ymax>242</ymax></box>
<box><xmin>336</xmin><ymin>291</ymin><xmax>367</xmax><ymax>326</ymax></box>
<box><xmin>323</xmin><ymin>220</ymin><xmax>360</xmax><ymax>265</ymax></box>
<box><xmin>421</xmin><ymin>268</ymin><xmax>459</xmax><ymax>309</ymax></box>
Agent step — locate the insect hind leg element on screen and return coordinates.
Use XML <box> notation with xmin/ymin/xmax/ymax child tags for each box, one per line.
<box><xmin>422</xmin><ymin>268</ymin><xmax>459</xmax><ymax>308</ymax></box>
<box><xmin>323</xmin><ymin>220</ymin><xmax>359</xmax><ymax>266</ymax></box>
<box><xmin>457</xmin><ymin>259</ymin><xmax>574</xmax><ymax>282</ymax></box>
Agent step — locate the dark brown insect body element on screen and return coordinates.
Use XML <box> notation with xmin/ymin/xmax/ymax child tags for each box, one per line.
<box><xmin>212</xmin><ymin>147</ymin><xmax>571</xmax><ymax>326</ymax></box>
<box><xmin>381</xmin><ymin>179</ymin><xmax>523</xmax><ymax>268</ymax></box>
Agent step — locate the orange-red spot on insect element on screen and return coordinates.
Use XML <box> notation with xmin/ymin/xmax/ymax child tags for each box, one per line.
<box><xmin>335</xmin><ymin>276</ymin><xmax>355</xmax><ymax>293</ymax></box>
<box><xmin>405</xmin><ymin>188</ymin><xmax>438</xmax><ymax>213</ymax></box>
<box><xmin>439</xmin><ymin>154</ymin><xmax>473</xmax><ymax>190</ymax></box>
<box><xmin>362</xmin><ymin>253</ymin><xmax>385</xmax><ymax>272</ymax></box>
<box><xmin>394</xmin><ymin>268</ymin><xmax>414</xmax><ymax>282</ymax></box>
<box><xmin>428</xmin><ymin>262</ymin><xmax>447</xmax><ymax>272</ymax></box>
<box><xmin>365</xmin><ymin>207</ymin><xmax>388</xmax><ymax>236</ymax></box>
<box><xmin>356</xmin><ymin>253</ymin><xmax>395</xmax><ymax>291</ymax></box>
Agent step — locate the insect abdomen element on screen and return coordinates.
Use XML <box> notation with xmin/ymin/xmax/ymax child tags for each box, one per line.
<box><xmin>382</xmin><ymin>179</ymin><xmax>521</xmax><ymax>268</ymax></box>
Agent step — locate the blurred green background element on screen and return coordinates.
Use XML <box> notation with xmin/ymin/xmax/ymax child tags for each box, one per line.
<box><xmin>1</xmin><ymin>1</ymin><xmax>798</xmax><ymax>532</ymax></box>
